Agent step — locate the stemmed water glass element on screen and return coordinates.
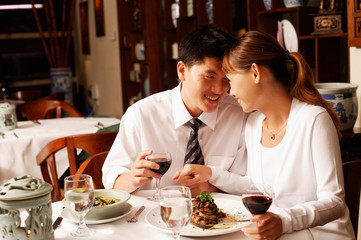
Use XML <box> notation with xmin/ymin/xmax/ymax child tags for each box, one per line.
<box><xmin>242</xmin><ymin>183</ymin><xmax>273</xmax><ymax>216</ymax></box>
<box><xmin>159</xmin><ymin>186</ymin><xmax>192</xmax><ymax>240</ymax></box>
<box><xmin>146</xmin><ymin>152</ymin><xmax>172</xmax><ymax>201</ymax></box>
<box><xmin>64</xmin><ymin>174</ymin><xmax>95</xmax><ymax>237</ymax></box>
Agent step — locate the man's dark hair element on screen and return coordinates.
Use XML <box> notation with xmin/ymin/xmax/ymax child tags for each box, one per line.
<box><xmin>178</xmin><ymin>26</ymin><xmax>237</xmax><ymax>67</ymax></box>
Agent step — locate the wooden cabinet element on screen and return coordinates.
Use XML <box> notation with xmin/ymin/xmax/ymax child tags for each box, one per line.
<box><xmin>117</xmin><ymin>0</ymin><xmax>238</xmax><ymax>111</ymax></box>
<box><xmin>117</xmin><ymin>0</ymin><xmax>163</xmax><ymax>112</ymax></box>
<box><xmin>164</xmin><ymin>0</ymin><xmax>236</xmax><ymax>89</ymax></box>
<box><xmin>247</xmin><ymin>0</ymin><xmax>349</xmax><ymax>83</ymax></box>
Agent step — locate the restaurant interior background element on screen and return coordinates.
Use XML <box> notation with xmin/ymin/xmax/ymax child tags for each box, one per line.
<box><xmin>1</xmin><ymin>0</ymin><xmax>361</xmax><ymax>128</ymax></box>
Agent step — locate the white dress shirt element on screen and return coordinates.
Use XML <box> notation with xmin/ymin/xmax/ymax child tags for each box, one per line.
<box><xmin>102</xmin><ymin>84</ymin><xmax>248</xmax><ymax>193</ymax></box>
<box><xmin>245</xmin><ymin>98</ymin><xmax>355</xmax><ymax>239</ymax></box>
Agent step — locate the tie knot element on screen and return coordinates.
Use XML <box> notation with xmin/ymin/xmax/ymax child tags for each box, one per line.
<box><xmin>189</xmin><ymin>118</ymin><xmax>202</xmax><ymax>132</ymax></box>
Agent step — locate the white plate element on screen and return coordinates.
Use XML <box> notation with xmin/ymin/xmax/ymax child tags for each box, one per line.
<box><xmin>281</xmin><ymin>19</ymin><xmax>298</xmax><ymax>52</ymax></box>
<box><xmin>145</xmin><ymin>198</ymin><xmax>251</xmax><ymax>237</ymax></box>
<box><xmin>61</xmin><ymin>202</ymin><xmax>132</xmax><ymax>225</ymax></box>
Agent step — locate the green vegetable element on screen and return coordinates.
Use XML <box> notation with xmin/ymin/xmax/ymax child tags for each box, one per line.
<box><xmin>196</xmin><ymin>192</ymin><xmax>214</xmax><ymax>203</ymax></box>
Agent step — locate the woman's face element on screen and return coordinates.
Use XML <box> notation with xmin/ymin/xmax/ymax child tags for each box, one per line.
<box><xmin>227</xmin><ymin>69</ymin><xmax>258</xmax><ymax>113</ymax></box>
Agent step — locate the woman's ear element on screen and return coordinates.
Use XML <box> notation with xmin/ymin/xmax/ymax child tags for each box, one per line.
<box><xmin>251</xmin><ymin>63</ymin><xmax>261</xmax><ymax>84</ymax></box>
<box><xmin>177</xmin><ymin>61</ymin><xmax>187</xmax><ymax>81</ymax></box>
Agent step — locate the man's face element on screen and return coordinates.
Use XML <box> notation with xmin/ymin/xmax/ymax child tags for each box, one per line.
<box><xmin>178</xmin><ymin>57</ymin><xmax>230</xmax><ymax>117</ymax></box>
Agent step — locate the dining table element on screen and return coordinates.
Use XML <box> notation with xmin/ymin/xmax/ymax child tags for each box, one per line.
<box><xmin>52</xmin><ymin>190</ymin><xmax>313</xmax><ymax>240</ymax></box>
<box><xmin>0</xmin><ymin>117</ymin><xmax>120</xmax><ymax>185</ymax></box>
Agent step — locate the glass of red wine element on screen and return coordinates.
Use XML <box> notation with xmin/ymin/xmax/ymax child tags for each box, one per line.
<box><xmin>242</xmin><ymin>183</ymin><xmax>273</xmax><ymax>216</ymax></box>
<box><xmin>146</xmin><ymin>152</ymin><xmax>172</xmax><ymax>201</ymax></box>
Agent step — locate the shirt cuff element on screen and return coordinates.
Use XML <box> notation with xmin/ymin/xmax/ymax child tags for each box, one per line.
<box><xmin>103</xmin><ymin>166</ymin><xmax>130</xmax><ymax>189</ymax></box>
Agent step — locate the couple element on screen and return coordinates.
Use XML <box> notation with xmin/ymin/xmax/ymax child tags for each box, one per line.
<box><xmin>102</xmin><ymin>26</ymin><xmax>355</xmax><ymax>239</ymax></box>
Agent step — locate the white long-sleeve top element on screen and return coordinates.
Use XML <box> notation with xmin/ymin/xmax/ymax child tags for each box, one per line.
<box><xmin>102</xmin><ymin>84</ymin><xmax>248</xmax><ymax>193</ymax></box>
<box><xmin>245</xmin><ymin>98</ymin><xmax>355</xmax><ymax>239</ymax></box>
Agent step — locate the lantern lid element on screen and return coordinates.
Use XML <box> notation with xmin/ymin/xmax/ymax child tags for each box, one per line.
<box><xmin>0</xmin><ymin>102</ymin><xmax>15</xmax><ymax>110</ymax></box>
<box><xmin>0</xmin><ymin>175</ymin><xmax>53</xmax><ymax>201</ymax></box>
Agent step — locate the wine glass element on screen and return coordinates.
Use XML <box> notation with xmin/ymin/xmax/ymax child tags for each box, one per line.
<box><xmin>64</xmin><ymin>174</ymin><xmax>95</xmax><ymax>237</ymax></box>
<box><xmin>146</xmin><ymin>152</ymin><xmax>172</xmax><ymax>201</ymax></box>
<box><xmin>242</xmin><ymin>183</ymin><xmax>273</xmax><ymax>215</ymax></box>
<box><xmin>159</xmin><ymin>186</ymin><xmax>192</xmax><ymax>240</ymax></box>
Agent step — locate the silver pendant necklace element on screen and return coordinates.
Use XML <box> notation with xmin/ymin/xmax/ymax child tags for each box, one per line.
<box><xmin>264</xmin><ymin>119</ymin><xmax>288</xmax><ymax>140</ymax></box>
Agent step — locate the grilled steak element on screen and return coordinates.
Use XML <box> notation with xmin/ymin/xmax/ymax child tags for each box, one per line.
<box><xmin>191</xmin><ymin>192</ymin><xmax>226</xmax><ymax>228</ymax></box>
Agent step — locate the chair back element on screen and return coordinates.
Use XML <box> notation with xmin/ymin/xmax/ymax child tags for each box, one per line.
<box><xmin>343</xmin><ymin>159</ymin><xmax>361</xmax><ymax>236</ymax></box>
<box><xmin>9</xmin><ymin>89</ymin><xmax>42</xmax><ymax>101</ymax></box>
<box><xmin>75</xmin><ymin>151</ymin><xmax>109</xmax><ymax>189</ymax></box>
<box><xmin>66</xmin><ymin>131</ymin><xmax>118</xmax><ymax>175</ymax></box>
<box><xmin>23</xmin><ymin>100</ymin><xmax>83</xmax><ymax>120</ymax></box>
<box><xmin>35</xmin><ymin>137</ymin><xmax>67</xmax><ymax>202</ymax></box>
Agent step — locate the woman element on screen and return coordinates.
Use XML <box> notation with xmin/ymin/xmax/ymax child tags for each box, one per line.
<box><xmin>174</xmin><ymin>31</ymin><xmax>355</xmax><ymax>239</ymax></box>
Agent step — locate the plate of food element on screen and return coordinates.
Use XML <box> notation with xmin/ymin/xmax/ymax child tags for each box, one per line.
<box><xmin>62</xmin><ymin>189</ymin><xmax>132</xmax><ymax>224</ymax></box>
<box><xmin>145</xmin><ymin>192</ymin><xmax>251</xmax><ymax>237</ymax></box>
<box><xmin>281</xmin><ymin>19</ymin><xmax>298</xmax><ymax>52</ymax></box>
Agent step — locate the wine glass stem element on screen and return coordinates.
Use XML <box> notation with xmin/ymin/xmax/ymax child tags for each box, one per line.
<box><xmin>78</xmin><ymin>215</ymin><xmax>87</xmax><ymax>232</ymax></box>
<box><xmin>173</xmin><ymin>231</ymin><xmax>180</xmax><ymax>240</ymax></box>
<box><xmin>155</xmin><ymin>177</ymin><xmax>161</xmax><ymax>196</ymax></box>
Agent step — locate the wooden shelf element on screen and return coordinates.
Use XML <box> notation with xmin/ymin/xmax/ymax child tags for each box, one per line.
<box><xmin>248</xmin><ymin>0</ymin><xmax>349</xmax><ymax>83</ymax></box>
<box><xmin>299</xmin><ymin>32</ymin><xmax>348</xmax><ymax>39</ymax></box>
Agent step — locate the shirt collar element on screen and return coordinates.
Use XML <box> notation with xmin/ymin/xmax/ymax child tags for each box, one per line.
<box><xmin>172</xmin><ymin>83</ymin><xmax>217</xmax><ymax>130</ymax></box>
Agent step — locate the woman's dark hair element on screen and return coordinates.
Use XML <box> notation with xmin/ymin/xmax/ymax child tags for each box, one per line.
<box><xmin>178</xmin><ymin>26</ymin><xmax>237</xmax><ymax>67</ymax></box>
<box><xmin>223</xmin><ymin>30</ymin><xmax>340</xmax><ymax>136</ymax></box>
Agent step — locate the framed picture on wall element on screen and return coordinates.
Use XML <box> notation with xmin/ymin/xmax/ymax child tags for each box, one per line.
<box><xmin>80</xmin><ymin>1</ymin><xmax>90</xmax><ymax>54</ymax></box>
<box><xmin>94</xmin><ymin>0</ymin><xmax>106</xmax><ymax>36</ymax></box>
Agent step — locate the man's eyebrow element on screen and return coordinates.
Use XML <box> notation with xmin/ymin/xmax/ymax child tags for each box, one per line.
<box><xmin>202</xmin><ymin>69</ymin><xmax>217</xmax><ymax>75</ymax></box>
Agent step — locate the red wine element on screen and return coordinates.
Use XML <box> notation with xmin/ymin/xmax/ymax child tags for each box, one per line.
<box><xmin>150</xmin><ymin>158</ymin><xmax>171</xmax><ymax>175</ymax></box>
<box><xmin>242</xmin><ymin>195</ymin><xmax>272</xmax><ymax>214</ymax></box>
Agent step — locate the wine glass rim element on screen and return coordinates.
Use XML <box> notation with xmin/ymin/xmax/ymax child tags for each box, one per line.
<box><xmin>160</xmin><ymin>185</ymin><xmax>190</xmax><ymax>191</ymax></box>
<box><xmin>146</xmin><ymin>152</ymin><xmax>171</xmax><ymax>159</ymax></box>
<box><xmin>64</xmin><ymin>174</ymin><xmax>92</xmax><ymax>182</ymax></box>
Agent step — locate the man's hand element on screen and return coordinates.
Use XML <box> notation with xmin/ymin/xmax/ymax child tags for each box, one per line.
<box><xmin>113</xmin><ymin>150</ymin><xmax>161</xmax><ymax>192</ymax></box>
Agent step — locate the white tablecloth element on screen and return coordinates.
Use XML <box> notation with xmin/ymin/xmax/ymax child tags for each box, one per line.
<box><xmin>0</xmin><ymin>117</ymin><xmax>120</xmax><ymax>185</ymax></box>
<box><xmin>52</xmin><ymin>191</ymin><xmax>313</xmax><ymax>240</ymax></box>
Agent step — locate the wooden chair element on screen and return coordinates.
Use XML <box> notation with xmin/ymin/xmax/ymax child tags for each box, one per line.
<box><xmin>9</xmin><ymin>89</ymin><xmax>42</xmax><ymax>101</ymax></box>
<box><xmin>75</xmin><ymin>151</ymin><xmax>110</xmax><ymax>189</ymax></box>
<box><xmin>23</xmin><ymin>100</ymin><xmax>83</xmax><ymax>120</ymax></box>
<box><xmin>36</xmin><ymin>137</ymin><xmax>67</xmax><ymax>202</ymax></box>
<box><xmin>66</xmin><ymin>131</ymin><xmax>118</xmax><ymax>175</ymax></box>
<box><xmin>343</xmin><ymin>159</ymin><xmax>361</xmax><ymax>236</ymax></box>
<box><xmin>16</xmin><ymin>93</ymin><xmax>65</xmax><ymax>120</ymax></box>
<box><xmin>36</xmin><ymin>131</ymin><xmax>117</xmax><ymax>202</ymax></box>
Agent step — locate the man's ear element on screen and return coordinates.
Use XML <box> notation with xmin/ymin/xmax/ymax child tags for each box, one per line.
<box><xmin>251</xmin><ymin>63</ymin><xmax>261</xmax><ymax>84</ymax></box>
<box><xmin>177</xmin><ymin>61</ymin><xmax>187</xmax><ymax>81</ymax></box>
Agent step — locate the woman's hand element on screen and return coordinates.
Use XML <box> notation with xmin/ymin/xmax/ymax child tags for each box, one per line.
<box><xmin>241</xmin><ymin>212</ymin><xmax>283</xmax><ymax>240</ymax></box>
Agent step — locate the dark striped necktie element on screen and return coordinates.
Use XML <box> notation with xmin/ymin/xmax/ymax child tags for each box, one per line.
<box><xmin>184</xmin><ymin>118</ymin><xmax>204</xmax><ymax>165</ymax></box>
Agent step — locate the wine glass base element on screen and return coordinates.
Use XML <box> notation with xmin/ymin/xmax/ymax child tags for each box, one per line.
<box><xmin>70</xmin><ymin>227</ymin><xmax>96</xmax><ymax>237</ymax></box>
<box><xmin>147</xmin><ymin>194</ymin><xmax>159</xmax><ymax>201</ymax></box>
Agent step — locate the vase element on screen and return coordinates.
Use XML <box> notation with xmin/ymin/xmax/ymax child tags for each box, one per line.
<box><xmin>206</xmin><ymin>0</ymin><xmax>214</xmax><ymax>24</ymax></box>
<box><xmin>316</xmin><ymin>82</ymin><xmax>359</xmax><ymax>131</ymax></box>
<box><xmin>283</xmin><ymin>0</ymin><xmax>304</xmax><ymax>8</ymax></box>
<box><xmin>50</xmin><ymin>67</ymin><xmax>73</xmax><ymax>104</ymax></box>
<box><xmin>263</xmin><ymin>0</ymin><xmax>271</xmax><ymax>10</ymax></box>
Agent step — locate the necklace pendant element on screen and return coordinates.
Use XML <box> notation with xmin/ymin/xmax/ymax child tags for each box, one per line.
<box><xmin>270</xmin><ymin>134</ymin><xmax>275</xmax><ymax>140</ymax></box>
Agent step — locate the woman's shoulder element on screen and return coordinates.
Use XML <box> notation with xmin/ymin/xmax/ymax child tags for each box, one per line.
<box><xmin>292</xmin><ymin>98</ymin><xmax>327</xmax><ymax>118</ymax></box>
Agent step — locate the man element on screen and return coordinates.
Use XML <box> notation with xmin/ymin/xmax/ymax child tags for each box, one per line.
<box><xmin>102</xmin><ymin>26</ymin><xmax>247</xmax><ymax>196</ymax></box>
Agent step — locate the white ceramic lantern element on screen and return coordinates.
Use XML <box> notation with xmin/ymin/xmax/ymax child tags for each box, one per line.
<box><xmin>0</xmin><ymin>103</ymin><xmax>17</xmax><ymax>132</ymax></box>
<box><xmin>0</xmin><ymin>176</ymin><xmax>54</xmax><ymax>240</ymax></box>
